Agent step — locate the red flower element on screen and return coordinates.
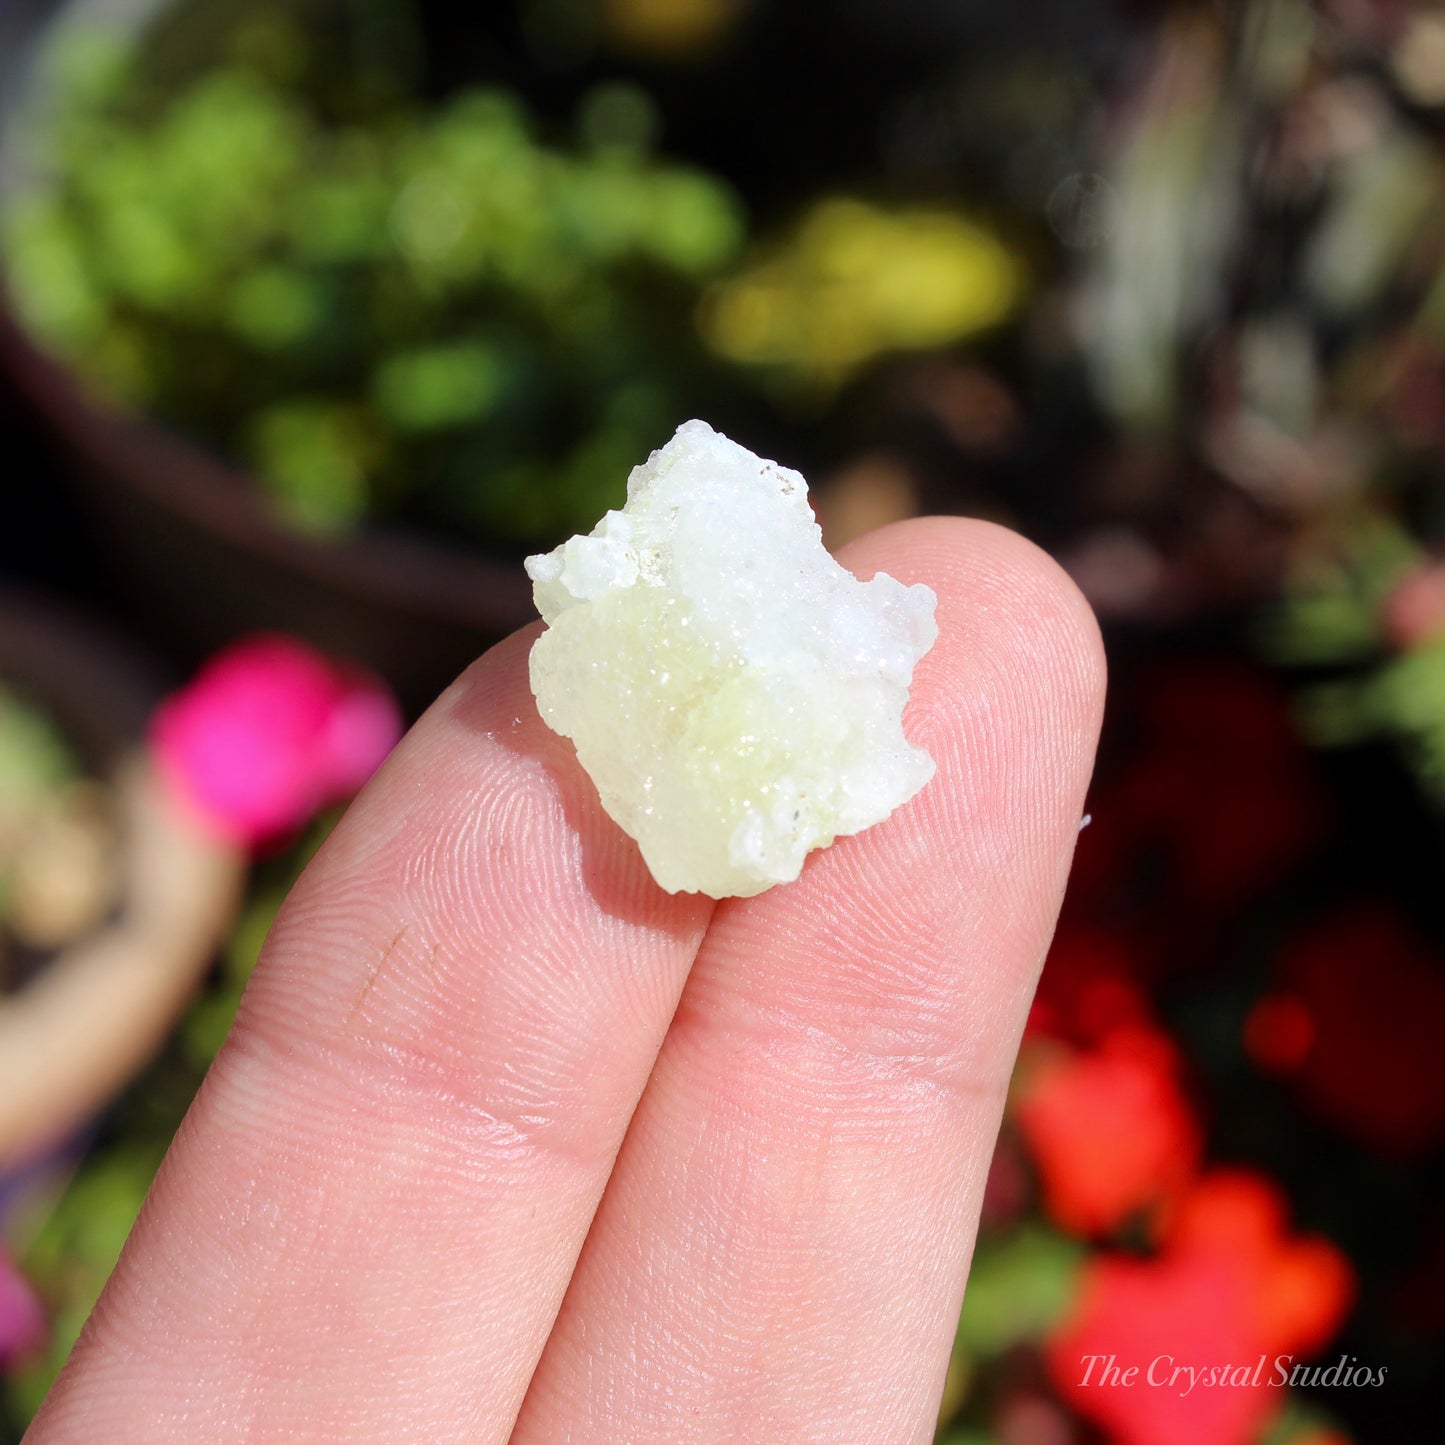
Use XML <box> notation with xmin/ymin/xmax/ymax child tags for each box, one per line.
<box><xmin>1014</xmin><ymin>1024</ymin><xmax>1202</xmax><ymax>1236</ymax></box>
<box><xmin>1165</xmin><ymin>1172</ymin><xmax>1354</xmax><ymax>1359</ymax></box>
<box><xmin>1243</xmin><ymin>994</ymin><xmax>1315</xmax><ymax>1075</ymax></box>
<box><xmin>1028</xmin><ymin>927</ymin><xmax>1153</xmax><ymax>1046</ymax></box>
<box><xmin>150</xmin><ymin>635</ymin><xmax>403</xmax><ymax>849</ymax></box>
<box><xmin>1077</xmin><ymin>663</ymin><xmax>1324</xmax><ymax>917</ymax></box>
<box><xmin>1268</xmin><ymin>903</ymin><xmax>1445</xmax><ymax>1155</ymax></box>
<box><xmin>1045</xmin><ymin>1169</ymin><xmax>1354</xmax><ymax>1445</ymax></box>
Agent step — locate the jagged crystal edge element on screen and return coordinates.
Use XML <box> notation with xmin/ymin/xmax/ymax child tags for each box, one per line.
<box><xmin>525</xmin><ymin>419</ymin><xmax>938</xmax><ymax>898</ymax></box>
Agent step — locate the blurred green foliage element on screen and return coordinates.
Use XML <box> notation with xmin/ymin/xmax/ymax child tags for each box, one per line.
<box><xmin>0</xmin><ymin>692</ymin><xmax>76</xmax><ymax>830</ymax></box>
<box><xmin>4</xmin><ymin>1144</ymin><xmax>163</xmax><ymax>1421</ymax></box>
<box><xmin>953</xmin><ymin>1225</ymin><xmax>1082</xmax><ymax>1358</ymax></box>
<box><xmin>2</xmin><ymin>3</ymin><xmax>747</xmax><ymax>546</ymax></box>
<box><xmin>933</xmin><ymin>1224</ymin><xmax>1083</xmax><ymax>1435</ymax></box>
<box><xmin>1263</xmin><ymin>522</ymin><xmax>1418</xmax><ymax>670</ymax></box>
<box><xmin>1267</xmin><ymin>520</ymin><xmax>1445</xmax><ymax>803</ymax></box>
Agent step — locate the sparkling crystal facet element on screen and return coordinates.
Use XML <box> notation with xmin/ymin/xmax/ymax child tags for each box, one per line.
<box><xmin>525</xmin><ymin>420</ymin><xmax>938</xmax><ymax>898</ymax></box>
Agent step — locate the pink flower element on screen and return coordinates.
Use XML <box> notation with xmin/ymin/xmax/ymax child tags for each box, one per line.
<box><xmin>0</xmin><ymin>1249</ymin><xmax>45</xmax><ymax>1370</ymax></box>
<box><xmin>150</xmin><ymin>635</ymin><xmax>403</xmax><ymax>849</ymax></box>
<box><xmin>1381</xmin><ymin>563</ymin><xmax>1445</xmax><ymax>649</ymax></box>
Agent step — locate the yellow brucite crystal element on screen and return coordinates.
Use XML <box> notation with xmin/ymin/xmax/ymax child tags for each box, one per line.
<box><xmin>525</xmin><ymin>420</ymin><xmax>938</xmax><ymax>897</ymax></box>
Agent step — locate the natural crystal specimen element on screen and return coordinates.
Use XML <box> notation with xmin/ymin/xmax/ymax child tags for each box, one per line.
<box><xmin>525</xmin><ymin>420</ymin><xmax>938</xmax><ymax>898</ymax></box>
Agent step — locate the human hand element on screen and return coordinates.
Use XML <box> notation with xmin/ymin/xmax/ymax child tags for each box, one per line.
<box><xmin>26</xmin><ymin>519</ymin><xmax>1104</xmax><ymax>1443</ymax></box>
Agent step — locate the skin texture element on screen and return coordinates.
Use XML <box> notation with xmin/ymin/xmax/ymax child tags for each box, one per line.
<box><xmin>25</xmin><ymin>517</ymin><xmax>1105</xmax><ymax>1444</ymax></box>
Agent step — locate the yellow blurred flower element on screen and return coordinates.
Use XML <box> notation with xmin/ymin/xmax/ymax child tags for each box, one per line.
<box><xmin>699</xmin><ymin>198</ymin><xmax>1024</xmax><ymax>390</ymax></box>
<box><xmin>602</xmin><ymin>0</ymin><xmax>750</xmax><ymax>57</ymax></box>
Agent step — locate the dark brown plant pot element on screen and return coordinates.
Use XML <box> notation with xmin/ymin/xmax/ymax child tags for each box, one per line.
<box><xmin>0</xmin><ymin>306</ymin><xmax>536</xmax><ymax>711</ymax></box>
<box><xmin>0</xmin><ymin>0</ymin><xmax>541</xmax><ymax>706</ymax></box>
<box><xmin>0</xmin><ymin>2</ymin><xmax>536</xmax><ymax>710</ymax></box>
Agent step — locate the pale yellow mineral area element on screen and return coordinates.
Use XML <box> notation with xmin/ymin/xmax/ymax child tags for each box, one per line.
<box><xmin>525</xmin><ymin>420</ymin><xmax>937</xmax><ymax>898</ymax></box>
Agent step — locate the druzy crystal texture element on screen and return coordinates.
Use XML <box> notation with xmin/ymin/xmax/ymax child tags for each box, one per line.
<box><xmin>524</xmin><ymin>420</ymin><xmax>938</xmax><ymax>898</ymax></box>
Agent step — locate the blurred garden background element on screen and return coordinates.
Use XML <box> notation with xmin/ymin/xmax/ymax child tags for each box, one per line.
<box><xmin>2</xmin><ymin>0</ymin><xmax>1444</xmax><ymax>1439</ymax></box>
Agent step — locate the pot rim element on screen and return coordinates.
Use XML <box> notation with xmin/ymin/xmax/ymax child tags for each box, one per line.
<box><xmin>0</xmin><ymin>0</ymin><xmax>538</xmax><ymax>640</ymax></box>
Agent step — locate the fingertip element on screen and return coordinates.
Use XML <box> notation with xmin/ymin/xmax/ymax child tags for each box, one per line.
<box><xmin>840</xmin><ymin>514</ymin><xmax>1106</xmax><ymax>738</ymax></box>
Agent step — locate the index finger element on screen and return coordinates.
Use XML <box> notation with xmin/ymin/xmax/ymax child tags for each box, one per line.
<box><xmin>26</xmin><ymin>625</ymin><xmax>714</xmax><ymax>1443</ymax></box>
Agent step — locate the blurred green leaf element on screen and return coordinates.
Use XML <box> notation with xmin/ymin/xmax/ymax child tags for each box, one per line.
<box><xmin>1258</xmin><ymin>592</ymin><xmax>1381</xmax><ymax>667</ymax></box>
<box><xmin>249</xmin><ymin>399</ymin><xmax>377</xmax><ymax>530</ymax></box>
<box><xmin>226</xmin><ymin>265</ymin><xmax>326</xmax><ymax>350</ymax></box>
<box><xmin>2</xmin><ymin>12</ymin><xmax>749</xmax><ymax>550</ymax></box>
<box><xmin>0</xmin><ymin>689</ymin><xmax>78</xmax><ymax>808</ymax></box>
<box><xmin>6</xmin><ymin>1145</ymin><xmax>164</xmax><ymax>1419</ymax></box>
<box><xmin>373</xmin><ymin>342</ymin><xmax>506</xmax><ymax>431</ymax></box>
<box><xmin>955</xmin><ymin>1225</ymin><xmax>1084</xmax><ymax>1357</ymax></box>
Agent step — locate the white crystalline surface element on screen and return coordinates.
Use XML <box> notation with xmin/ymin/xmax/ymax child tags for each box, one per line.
<box><xmin>524</xmin><ymin>419</ymin><xmax>938</xmax><ymax>898</ymax></box>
